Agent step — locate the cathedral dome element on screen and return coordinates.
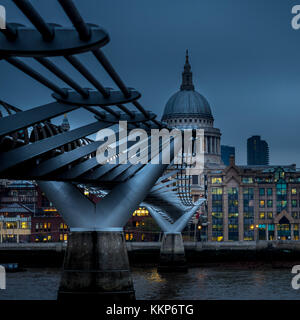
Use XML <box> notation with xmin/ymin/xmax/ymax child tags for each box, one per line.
<box><xmin>161</xmin><ymin>50</ymin><xmax>213</xmax><ymax>122</ymax></box>
<box><xmin>162</xmin><ymin>90</ymin><xmax>213</xmax><ymax>121</ymax></box>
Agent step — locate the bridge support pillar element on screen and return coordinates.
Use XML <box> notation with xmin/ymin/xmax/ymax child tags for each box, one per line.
<box><xmin>58</xmin><ymin>231</ymin><xmax>135</xmax><ymax>301</ymax></box>
<box><xmin>158</xmin><ymin>232</ymin><xmax>187</xmax><ymax>273</ymax></box>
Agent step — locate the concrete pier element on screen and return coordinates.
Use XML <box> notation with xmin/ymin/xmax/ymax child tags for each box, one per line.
<box><xmin>158</xmin><ymin>233</ymin><xmax>187</xmax><ymax>272</ymax></box>
<box><xmin>57</xmin><ymin>231</ymin><xmax>135</xmax><ymax>301</ymax></box>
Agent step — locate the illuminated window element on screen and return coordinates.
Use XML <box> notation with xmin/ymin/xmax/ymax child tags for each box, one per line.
<box><xmin>60</xmin><ymin>234</ymin><xmax>63</xmax><ymax>241</ymax></box>
<box><xmin>292</xmin><ymin>188</ymin><xmax>297</xmax><ymax>195</ymax></box>
<box><xmin>125</xmin><ymin>233</ymin><xmax>129</xmax><ymax>241</ymax></box>
<box><xmin>260</xmin><ymin>212</ymin><xmax>265</xmax><ymax>219</ymax></box>
<box><xmin>141</xmin><ymin>234</ymin><xmax>145</xmax><ymax>241</ymax></box>
<box><xmin>259</xmin><ymin>200</ymin><xmax>265</xmax><ymax>208</ymax></box>
<box><xmin>259</xmin><ymin>188</ymin><xmax>265</xmax><ymax>196</ymax></box>
<box><xmin>292</xmin><ymin>200</ymin><xmax>297</xmax><ymax>208</ymax></box>
<box><xmin>242</xmin><ymin>177</ymin><xmax>253</xmax><ymax>184</ymax></box>
<box><xmin>5</xmin><ymin>222</ymin><xmax>17</xmax><ymax>229</ymax></box>
<box><xmin>47</xmin><ymin>235</ymin><xmax>52</xmax><ymax>241</ymax></box>
<box><xmin>212</xmin><ymin>177</ymin><xmax>222</xmax><ymax>184</ymax></box>
<box><xmin>130</xmin><ymin>233</ymin><xmax>133</xmax><ymax>241</ymax></box>
<box><xmin>64</xmin><ymin>234</ymin><xmax>67</xmax><ymax>241</ymax></box>
<box><xmin>132</xmin><ymin>207</ymin><xmax>149</xmax><ymax>217</ymax></box>
<box><xmin>212</xmin><ymin>187</ymin><xmax>223</xmax><ymax>195</ymax></box>
<box><xmin>21</xmin><ymin>222</ymin><xmax>29</xmax><ymax>229</ymax></box>
<box><xmin>267</xmin><ymin>188</ymin><xmax>273</xmax><ymax>196</ymax></box>
<box><xmin>267</xmin><ymin>212</ymin><xmax>273</xmax><ymax>219</ymax></box>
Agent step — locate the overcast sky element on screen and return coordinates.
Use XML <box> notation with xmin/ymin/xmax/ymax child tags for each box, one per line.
<box><xmin>0</xmin><ymin>0</ymin><xmax>300</xmax><ymax>166</ymax></box>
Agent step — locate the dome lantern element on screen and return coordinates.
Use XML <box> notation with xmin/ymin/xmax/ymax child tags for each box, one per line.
<box><xmin>162</xmin><ymin>51</ymin><xmax>213</xmax><ymax>123</ymax></box>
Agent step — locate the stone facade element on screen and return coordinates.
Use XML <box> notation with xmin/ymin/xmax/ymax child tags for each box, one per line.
<box><xmin>207</xmin><ymin>156</ymin><xmax>300</xmax><ymax>241</ymax></box>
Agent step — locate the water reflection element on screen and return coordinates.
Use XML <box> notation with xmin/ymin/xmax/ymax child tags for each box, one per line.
<box><xmin>0</xmin><ymin>266</ymin><xmax>299</xmax><ymax>300</ymax></box>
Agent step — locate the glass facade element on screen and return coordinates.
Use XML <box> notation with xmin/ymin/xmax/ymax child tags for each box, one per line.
<box><xmin>228</xmin><ymin>187</ymin><xmax>239</xmax><ymax>241</ymax></box>
<box><xmin>212</xmin><ymin>187</ymin><xmax>223</xmax><ymax>241</ymax></box>
<box><xmin>243</xmin><ymin>188</ymin><xmax>254</xmax><ymax>240</ymax></box>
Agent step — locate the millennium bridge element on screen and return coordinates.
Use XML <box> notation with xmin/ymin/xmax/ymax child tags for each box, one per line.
<box><xmin>0</xmin><ymin>0</ymin><xmax>205</xmax><ymax>300</ymax></box>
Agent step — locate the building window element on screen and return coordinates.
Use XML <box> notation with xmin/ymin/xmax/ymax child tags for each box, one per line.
<box><xmin>267</xmin><ymin>200</ymin><xmax>273</xmax><ymax>208</ymax></box>
<box><xmin>267</xmin><ymin>188</ymin><xmax>273</xmax><ymax>196</ymax></box>
<box><xmin>259</xmin><ymin>212</ymin><xmax>265</xmax><ymax>219</ymax></box>
<box><xmin>292</xmin><ymin>188</ymin><xmax>297</xmax><ymax>195</ymax></box>
<box><xmin>4</xmin><ymin>222</ymin><xmax>17</xmax><ymax>229</ymax></box>
<box><xmin>212</xmin><ymin>187</ymin><xmax>223</xmax><ymax>195</ymax></box>
<box><xmin>267</xmin><ymin>212</ymin><xmax>273</xmax><ymax>219</ymax></box>
<box><xmin>228</xmin><ymin>188</ymin><xmax>239</xmax><ymax>241</ymax></box>
<box><xmin>259</xmin><ymin>200</ymin><xmax>265</xmax><ymax>208</ymax></box>
<box><xmin>21</xmin><ymin>222</ymin><xmax>30</xmax><ymax>229</ymax></box>
<box><xmin>276</xmin><ymin>182</ymin><xmax>287</xmax><ymax>213</ymax></box>
<box><xmin>259</xmin><ymin>188</ymin><xmax>265</xmax><ymax>196</ymax></box>
<box><xmin>192</xmin><ymin>175</ymin><xmax>199</xmax><ymax>184</ymax></box>
<box><xmin>212</xmin><ymin>177</ymin><xmax>222</xmax><ymax>184</ymax></box>
<box><xmin>133</xmin><ymin>208</ymin><xmax>149</xmax><ymax>217</ymax></box>
<box><xmin>242</xmin><ymin>177</ymin><xmax>254</xmax><ymax>184</ymax></box>
<box><xmin>292</xmin><ymin>200</ymin><xmax>297</xmax><ymax>208</ymax></box>
<box><xmin>292</xmin><ymin>212</ymin><xmax>298</xmax><ymax>219</ymax></box>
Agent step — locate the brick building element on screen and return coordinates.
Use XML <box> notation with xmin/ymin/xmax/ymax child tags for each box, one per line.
<box><xmin>207</xmin><ymin>156</ymin><xmax>300</xmax><ymax>241</ymax></box>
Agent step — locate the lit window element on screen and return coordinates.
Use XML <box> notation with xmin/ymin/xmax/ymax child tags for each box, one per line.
<box><xmin>212</xmin><ymin>177</ymin><xmax>222</xmax><ymax>184</ymax></box>
<box><xmin>21</xmin><ymin>222</ymin><xmax>29</xmax><ymax>229</ymax></box>
<box><xmin>260</xmin><ymin>212</ymin><xmax>265</xmax><ymax>219</ymax></box>
<box><xmin>292</xmin><ymin>188</ymin><xmax>297</xmax><ymax>195</ymax></box>
<box><xmin>292</xmin><ymin>200</ymin><xmax>297</xmax><ymax>208</ymax></box>
<box><xmin>64</xmin><ymin>234</ymin><xmax>67</xmax><ymax>241</ymax></box>
<box><xmin>259</xmin><ymin>200</ymin><xmax>265</xmax><ymax>208</ymax></box>
<box><xmin>242</xmin><ymin>177</ymin><xmax>253</xmax><ymax>184</ymax></box>
<box><xmin>212</xmin><ymin>187</ymin><xmax>223</xmax><ymax>195</ymax></box>
<box><xmin>267</xmin><ymin>212</ymin><xmax>273</xmax><ymax>219</ymax></box>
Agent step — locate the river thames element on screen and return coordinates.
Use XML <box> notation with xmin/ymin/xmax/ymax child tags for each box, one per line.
<box><xmin>0</xmin><ymin>264</ymin><xmax>299</xmax><ymax>300</ymax></box>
